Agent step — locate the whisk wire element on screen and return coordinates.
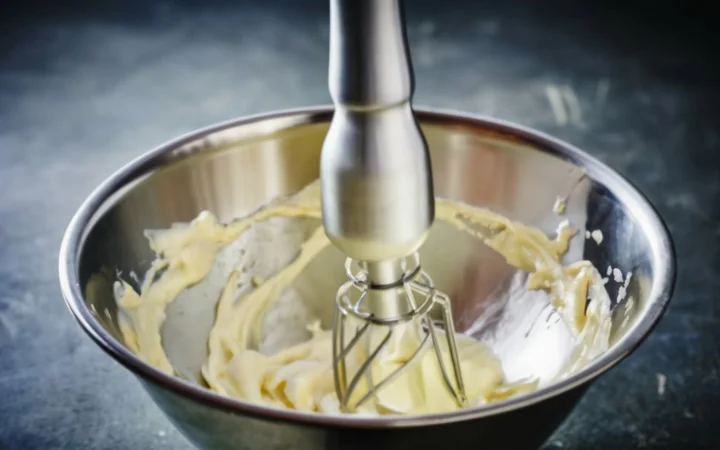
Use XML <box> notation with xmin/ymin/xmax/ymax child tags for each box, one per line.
<box><xmin>344</xmin><ymin>326</ymin><xmax>392</xmax><ymax>411</ymax></box>
<box><xmin>438</xmin><ymin>292</ymin><xmax>467</xmax><ymax>402</ymax></box>
<box><xmin>349</xmin><ymin>325</ymin><xmax>431</xmax><ymax>411</ymax></box>
<box><xmin>331</xmin><ymin>297</ymin><xmax>348</xmax><ymax>401</ymax></box>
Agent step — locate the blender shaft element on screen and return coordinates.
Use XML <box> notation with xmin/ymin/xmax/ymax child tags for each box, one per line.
<box><xmin>321</xmin><ymin>0</ymin><xmax>435</xmax><ymax>265</ymax></box>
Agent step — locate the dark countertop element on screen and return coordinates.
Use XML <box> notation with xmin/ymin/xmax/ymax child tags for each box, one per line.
<box><xmin>1</xmin><ymin>1</ymin><xmax>718</xmax><ymax>448</ymax></box>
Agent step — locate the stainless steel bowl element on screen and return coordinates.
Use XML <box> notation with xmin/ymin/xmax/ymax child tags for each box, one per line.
<box><xmin>59</xmin><ymin>107</ymin><xmax>675</xmax><ymax>450</ymax></box>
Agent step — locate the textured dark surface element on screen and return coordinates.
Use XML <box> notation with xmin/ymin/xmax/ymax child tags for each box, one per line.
<box><xmin>1</xmin><ymin>0</ymin><xmax>718</xmax><ymax>449</ymax></box>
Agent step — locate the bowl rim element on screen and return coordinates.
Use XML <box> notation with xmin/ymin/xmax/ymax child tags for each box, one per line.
<box><xmin>58</xmin><ymin>105</ymin><xmax>676</xmax><ymax>428</ymax></box>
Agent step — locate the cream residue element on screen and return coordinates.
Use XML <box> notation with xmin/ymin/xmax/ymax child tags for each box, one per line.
<box><xmin>585</xmin><ymin>229</ymin><xmax>603</xmax><ymax>245</ymax></box>
<box><xmin>115</xmin><ymin>181</ymin><xmax>612</xmax><ymax>416</ymax></box>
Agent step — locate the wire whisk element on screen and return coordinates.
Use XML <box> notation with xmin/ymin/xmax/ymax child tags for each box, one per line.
<box><xmin>331</xmin><ymin>254</ymin><xmax>467</xmax><ymax>412</ymax></box>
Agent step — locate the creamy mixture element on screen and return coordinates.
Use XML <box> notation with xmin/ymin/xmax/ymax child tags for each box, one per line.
<box><xmin>116</xmin><ymin>181</ymin><xmax>612</xmax><ymax>415</ymax></box>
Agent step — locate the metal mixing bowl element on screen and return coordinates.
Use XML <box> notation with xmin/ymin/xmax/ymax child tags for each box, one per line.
<box><xmin>59</xmin><ymin>107</ymin><xmax>675</xmax><ymax>450</ymax></box>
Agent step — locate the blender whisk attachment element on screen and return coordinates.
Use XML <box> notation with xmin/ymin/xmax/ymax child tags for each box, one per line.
<box><xmin>320</xmin><ymin>0</ymin><xmax>467</xmax><ymax>412</ymax></box>
<box><xmin>332</xmin><ymin>255</ymin><xmax>466</xmax><ymax>412</ymax></box>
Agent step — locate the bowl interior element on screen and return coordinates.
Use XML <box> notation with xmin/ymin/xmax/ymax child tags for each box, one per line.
<box><xmin>77</xmin><ymin>109</ymin><xmax>667</xmax><ymax>403</ymax></box>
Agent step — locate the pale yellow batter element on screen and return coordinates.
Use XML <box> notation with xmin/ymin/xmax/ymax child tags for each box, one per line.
<box><xmin>116</xmin><ymin>181</ymin><xmax>612</xmax><ymax>416</ymax></box>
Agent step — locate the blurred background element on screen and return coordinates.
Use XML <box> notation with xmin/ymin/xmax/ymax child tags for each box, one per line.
<box><xmin>1</xmin><ymin>0</ymin><xmax>718</xmax><ymax>449</ymax></box>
